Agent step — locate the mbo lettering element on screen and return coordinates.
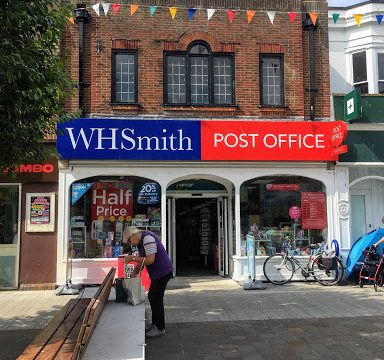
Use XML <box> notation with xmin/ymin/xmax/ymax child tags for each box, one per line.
<box><xmin>3</xmin><ymin>164</ymin><xmax>54</xmax><ymax>174</ymax></box>
<box><xmin>66</xmin><ymin>127</ymin><xmax>193</xmax><ymax>151</ymax></box>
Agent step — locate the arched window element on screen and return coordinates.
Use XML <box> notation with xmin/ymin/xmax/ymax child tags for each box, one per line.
<box><xmin>164</xmin><ymin>41</ymin><xmax>235</xmax><ymax>105</ymax></box>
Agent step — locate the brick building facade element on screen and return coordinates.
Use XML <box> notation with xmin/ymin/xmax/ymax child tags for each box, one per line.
<box><xmin>55</xmin><ymin>0</ymin><xmax>349</xmax><ymax>285</ymax></box>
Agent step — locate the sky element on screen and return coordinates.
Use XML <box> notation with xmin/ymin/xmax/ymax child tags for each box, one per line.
<box><xmin>328</xmin><ymin>0</ymin><xmax>364</xmax><ymax>6</ymax></box>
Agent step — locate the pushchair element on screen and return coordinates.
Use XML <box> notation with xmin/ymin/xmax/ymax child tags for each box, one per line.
<box><xmin>359</xmin><ymin>246</ymin><xmax>384</xmax><ymax>291</ymax></box>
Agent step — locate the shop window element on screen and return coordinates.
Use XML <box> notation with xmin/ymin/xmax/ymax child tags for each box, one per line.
<box><xmin>164</xmin><ymin>41</ymin><xmax>235</xmax><ymax>105</ymax></box>
<box><xmin>352</xmin><ymin>51</ymin><xmax>368</xmax><ymax>94</ymax></box>
<box><xmin>70</xmin><ymin>177</ymin><xmax>161</xmax><ymax>259</ymax></box>
<box><xmin>378</xmin><ymin>53</ymin><xmax>384</xmax><ymax>94</ymax></box>
<box><xmin>260</xmin><ymin>54</ymin><xmax>284</xmax><ymax>106</ymax></box>
<box><xmin>0</xmin><ymin>185</ymin><xmax>19</xmax><ymax>288</ymax></box>
<box><xmin>240</xmin><ymin>176</ymin><xmax>327</xmax><ymax>257</ymax></box>
<box><xmin>111</xmin><ymin>51</ymin><xmax>138</xmax><ymax>103</ymax></box>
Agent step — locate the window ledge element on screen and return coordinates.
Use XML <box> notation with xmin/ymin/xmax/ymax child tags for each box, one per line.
<box><xmin>162</xmin><ymin>104</ymin><xmax>239</xmax><ymax>112</ymax></box>
<box><xmin>258</xmin><ymin>106</ymin><xmax>289</xmax><ymax>115</ymax></box>
<box><xmin>110</xmin><ymin>102</ymin><xmax>142</xmax><ymax>111</ymax></box>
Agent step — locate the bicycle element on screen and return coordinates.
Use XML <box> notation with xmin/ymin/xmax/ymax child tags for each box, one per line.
<box><xmin>263</xmin><ymin>239</ymin><xmax>344</xmax><ymax>286</ymax></box>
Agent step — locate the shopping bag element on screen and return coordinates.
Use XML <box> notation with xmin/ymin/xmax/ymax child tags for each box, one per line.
<box><xmin>115</xmin><ymin>278</ymin><xmax>127</xmax><ymax>302</ymax></box>
<box><xmin>321</xmin><ymin>248</ymin><xmax>337</xmax><ymax>270</ymax></box>
<box><xmin>123</xmin><ymin>259</ymin><xmax>145</xmax><ymax>305</ymax></box>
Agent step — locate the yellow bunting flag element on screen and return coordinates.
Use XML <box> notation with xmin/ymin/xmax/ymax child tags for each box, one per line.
<box><xmin>131</xmin><ymin>4</ymin><xmax>139</xmax><ymax>15</ymax></box>
<box><xmin>66</xmin><ymin>16</ymin><xmax>75</xmax><ymax>25</ymax></box>
<box><xmin>309</xmin><ymin>12</ymin><xmax>318</xmax><ymax>26</ymax></box>
<box><xmin>169</xmin><ymin>7</ymin><xmax>177</xmax><ymax>19</ymax></box>
<box><xmin>247</xmin><ymin>10</ymin><xmax>256</xmax><ymax>24</ymax></box>
<box><xmin>353</xmin><ymin>14</ymin><xmax>363</xmax><ymax>27</ymax></box>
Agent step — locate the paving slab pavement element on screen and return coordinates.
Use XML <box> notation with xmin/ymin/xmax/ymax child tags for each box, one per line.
<box><xmin>146</xmin><ymin>277</ymin><xmax>384</xmax><ymax>360</ymax></box>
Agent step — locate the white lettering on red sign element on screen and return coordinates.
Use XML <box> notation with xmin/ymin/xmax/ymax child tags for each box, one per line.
<box><xmin>92</xmin><ymin>189</ymin><xmax>132</xmax><ymax>218</ymax></box>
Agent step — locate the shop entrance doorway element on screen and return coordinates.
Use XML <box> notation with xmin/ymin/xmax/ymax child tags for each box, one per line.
<box><xmin>167</xmin><ymin>195</ymin><xmax>228</xmax><ymax>277</ymax></box>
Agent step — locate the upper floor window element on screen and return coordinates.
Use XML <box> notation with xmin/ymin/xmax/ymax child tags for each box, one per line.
<box><xmin>378</xmin><ymin>53</ymin><xmax>384</xmax><ymax>94</ymax></box>
<box><xmin>352</xmin><ymin>51</ymin><xmax>368</xmax><ymax>94</ymax></box>
<box><xmin>260</xmin><ymin>54</ymin><xmax>284</xmax><ymax>106</ymax></box>
<box><xmin>164</xmin><ymin>42</ymin><xmax>235</xmax><ymax>105</ymax></box>
<box><xmin>112</xmin><ymin>51</ymin><xmax>138</xmax><ymax>103</ymax></box>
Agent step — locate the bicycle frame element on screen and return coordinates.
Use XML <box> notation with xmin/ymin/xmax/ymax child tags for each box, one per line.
<box><xmin>277</xmin><ymin>251</ymin><xmax>319</xmax><ymax>278</ymax></box>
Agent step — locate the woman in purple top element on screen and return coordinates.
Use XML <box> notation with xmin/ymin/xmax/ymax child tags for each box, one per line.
<box><xmin>122</xmin><ymin>226</ymin><xmax>173</xmax><ymax>338</ymax></box>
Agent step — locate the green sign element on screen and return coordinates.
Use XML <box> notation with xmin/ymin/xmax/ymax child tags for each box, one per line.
<box><xmin>344</xmin><ymin>88</ymin><xmax>362</xmax><ymax>123</ymax></box>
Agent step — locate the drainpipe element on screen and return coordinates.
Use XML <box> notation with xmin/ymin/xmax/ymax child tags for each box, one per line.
<box><xmin>74</xmin><ymin>5</ymin><xmax>89</xmax><ymax>116</ymax></box>
<box><xmin>303</xmin><ymin>14</ymin><xmax>318</xmax><ymax>121</ymax></box>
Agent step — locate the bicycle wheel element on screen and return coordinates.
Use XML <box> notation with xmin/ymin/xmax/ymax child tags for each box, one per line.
<box><xmin>263</xmin><ymin>254</ymin><xmax>295</xmax><ymax>285</ymax></box>
<box><xmin>311</xmin><ymin>255</ymin><xmax>344</xmax><ymax>286</ymax></box>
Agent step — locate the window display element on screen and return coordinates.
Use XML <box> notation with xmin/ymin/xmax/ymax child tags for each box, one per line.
<box><xmin>70</xmin><ymin>176</ymin><xmax>161</xmax><ymax>259</ymax></box>
<box><xmin>240</xmin><ymin>176</ymin><xmax>327</xmax><ymax>257</ymax></box>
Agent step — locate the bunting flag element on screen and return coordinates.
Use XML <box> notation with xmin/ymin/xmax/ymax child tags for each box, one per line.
<box><xmin>247</xmin><ymin>10</ymin><xmax>255</xmax><ymax>24</ymax></box>
<box><xmin>67</xmin><ymin>16</ymin><xmax>75</xmax><ymax>25</ymax></box>
<box><xmin>149</xmin><ymin>6</ymin><xmax>157</xmax><ymax>16</ymax></box>
<box><xmin>332</xmin><ymin>13</ymin><xmax>340</xmax><ymax>24</ymax></box>
<box><xmin>102</xmin><ymin>3</ymin><xmax>110</xmax><ymax>16</ymax></box>
<box><xmin>207</xmin><ymin>9</ymin><xmax>216</xmax><ymax>20</ymax></box>
<box><xmin>112</xmin><ymin>3</ymin><xmax>120</xmax><ymax>16</ymax></box>
<box><xmin>267</xmin><ymin>11</ymin><xmax>276</xmax><ymax>25</ymax></box>
<box><xmin>309</xmin><ymin>12</ymin><xmax>318</xmax><ymax>26</ymax></box>
<box><xmin>169</xmin><ymin>7</ymin><xmax>177</xmax><ymax>19</ymax></box>
<box><xmin>353</xmin><ymin>14</ymin><xmax>363</xmax><ymax>27</ymax></box>
<box><xmin>131</xmin><ymin>4</ymin><xmax>139</xmax><ymax>15</ymax></box>
<box><xmin>227</xmin><ymin>10</ymin><xmax>235</xmax><ymax>24</ymax></box>
<box><xmin>376</xmin><ymin>14</ymin><xmax>383</xmax><ymax>25</ymax></box>
<box><xmin>92</xmin><ymin>3</ymin><xmax>100</xmax><ymax>16</ymax></box>
<box><xmin>188</xmin><ymin>8</ymin><xmax>196</xmax><ymax>20</ymax></box>
<box><xmin>288</xmin><ymin>12</ymin><xmax>297</xmax><ymax>22</ymax></box>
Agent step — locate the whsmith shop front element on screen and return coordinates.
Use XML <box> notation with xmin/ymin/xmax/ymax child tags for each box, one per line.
<box><xmin>56</xmin><ymin>118</ymin><xmax>349</xmax><ymax>284</ymax></box>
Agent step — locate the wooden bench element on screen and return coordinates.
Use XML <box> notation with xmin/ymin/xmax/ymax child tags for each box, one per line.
<box><xmin>17</xmin><ymin>267</ymin><xmax>116</xmax><ymax>360</ymax></box>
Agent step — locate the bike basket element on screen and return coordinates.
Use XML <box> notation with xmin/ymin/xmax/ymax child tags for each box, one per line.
<box><xmin>321</xmin><ymin>257</ymin><xmax>338</xmax><ymax>270</ymax></box>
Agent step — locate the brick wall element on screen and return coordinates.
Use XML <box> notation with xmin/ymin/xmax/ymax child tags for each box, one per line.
<box><xmin>64</xmin><ymin>0</ymin><xmax>330</xmax><ymax>120</ymax></box>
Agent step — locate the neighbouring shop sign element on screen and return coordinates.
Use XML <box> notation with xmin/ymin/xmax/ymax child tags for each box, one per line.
<box><xmin>301</xmin><ymin>192</ymin><xmax>327</xmax><ymax>229</ymax></box>
<box><xmin>91</xmin><ymin>182</ymin><xmax>133</xmax><ymax>221</ymax></box>
<box><xmin>266</xmin><ymin>184</ymin><xmax>300</xmax><ymax>191</ymax></box>
<box><xmin>137</xmin><ymin>182</ymin><xmax>160</xmax><ymax>204</ymax></box>
<box><xmin>57</xmin><ymin>119</ymin><xmax>348</xmax><ymax>161</ymax></box>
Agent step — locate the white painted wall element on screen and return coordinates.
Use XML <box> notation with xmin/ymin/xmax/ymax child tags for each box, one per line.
<box><xmin>329</xmin><ymin>2</ymin><xmax>384</xmax><ymax>94</ymax></box>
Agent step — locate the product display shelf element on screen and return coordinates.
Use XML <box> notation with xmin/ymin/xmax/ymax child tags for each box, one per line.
<box><xmin>70</xmin><ymin>226</ymin><xmax>87</xmax><ymax>257</ymax></box>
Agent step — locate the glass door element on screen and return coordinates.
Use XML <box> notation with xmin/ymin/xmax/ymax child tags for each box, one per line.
<box><xmin>351</xmin><ymin>190</ymin><xmax>372</xmax><ymax>245</ymax></box>
<box><xmin>0</xmin><ymin>184</ymin><xmax>21</xmax><ymax>289</ymax></box>
<box><xmin>167</xmin><ymin>197</ymin><xmax>176</xmax><ymax>276</ymax></box>
<box><xmin>217</xmin><ymin>197</ymin><xmax>229</xmax><ymax>276</ymax></box>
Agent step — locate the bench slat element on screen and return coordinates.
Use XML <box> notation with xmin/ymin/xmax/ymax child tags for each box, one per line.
<box><xmin>35</xmin><ymin>298</ymin><xmax>90</xmax><ymax>360</ymax></box>
<box><xmin>17</xmin><ymin>299</ymin><xmax>84</xmax><ymax>360</ymax></box>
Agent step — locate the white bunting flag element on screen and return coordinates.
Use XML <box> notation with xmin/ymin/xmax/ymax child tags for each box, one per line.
<box><xmin>92</xmin><ymin>3</ymin><xmax>100</xmax><ymax>16</ymax></box>
<box><xmin>207</xmin><ymin>9</ymin><xmax>216</xmax><ymax>20</ymax></box>
<box><xmin>102</xmin><ymin>3</ymin><xmax>110</xmax><ymax>16</ymax></box>
<box><xmin>267</xmin><ymin>11</ymin><xmax>276</xmax><ymax>25</ymax></box>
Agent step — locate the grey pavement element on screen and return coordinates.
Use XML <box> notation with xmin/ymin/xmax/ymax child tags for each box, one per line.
<box><xmin>1</xmin><ymin>278</ymin><xmax>384</xmax><ymax>359</ymax></box>
<box><xmin>146</xmin><ymin>277</ymin><xmax>384</xmax><ymax>360</ymax></box>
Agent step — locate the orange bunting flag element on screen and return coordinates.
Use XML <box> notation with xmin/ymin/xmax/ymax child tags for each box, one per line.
<box><xmin>169</xmin><ymin>7</ymin><xmax>177</xmax><ymax>19</ymax></box>
<box><xmin>288</xmin><ymin>12</ymin><xmax>297</xmax><ymax>22</ymax></box>
<box><xmin>66</xmin><ymin>16</ymin><xmax>75</xmax><ymax>25</ymax></box>
<box><xmin>247</xmin><ymin>10</ymin><xmax>256</xmax><ymax>24</ymax></box>
<box><xmin>131</xmin><ymin>5</ymin><xmax>139</xmax><ymax>15</ymax></box>
<box><xmin>227</xmin><ymin>10</ymin><xmax>235</xmax><ymax>24</ymax></box>
<box><xmin>353</xmin><ymin>14</ymin><xmax>363</xmax><ymax>27</ymax></box>
<box><xmin>112</xmin><ymin>4</ymin><xmax>120</xmax><ymax>16</ymax></box>
<box><xmin>309</xmin><ymin>12</ymin><xmax>318</xmax><ymax>26</ymax></box>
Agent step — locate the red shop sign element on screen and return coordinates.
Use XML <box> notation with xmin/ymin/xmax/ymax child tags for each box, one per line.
<box><xmin>91</xmin><ymin>182</ymin><xmax>133</xmax><ymax>221</ymax></box>
<box><xmin>266</xmin><ymin>184</ymin><xmax>300</xmax><ymax>191</ymax></box>
<box><xmin>201</xmin><ymin>120</ymin><xmax>348</xmax><ymax>161</ymax></box>
<box><xmin>301</xmin><ymin>192</ymin><xmax>327</xmax><ymax>229</ymax></box>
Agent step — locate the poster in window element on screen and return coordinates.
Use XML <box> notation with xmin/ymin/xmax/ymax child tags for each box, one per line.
<box><xmin>301</xmin><ymin>192</ymin><xmax>327</xmax><ymax>229</ymax></box>
<box><xmin>26</xmin><ymin>193</ymin><xmax>55</xmax><ymax>232</ymax></box>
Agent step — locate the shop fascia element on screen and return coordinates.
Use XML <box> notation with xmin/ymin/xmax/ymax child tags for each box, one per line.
<box><xmin>57</xmin><ymin>119</ymin><xmax>348</xmax><ymax>161</ymax></box>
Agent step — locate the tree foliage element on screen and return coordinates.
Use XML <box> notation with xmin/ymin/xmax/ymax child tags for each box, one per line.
<box><xmin>0</xmin><ymin>0</ymin><xmax>76</xmax><ymax>169</ymax></box>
